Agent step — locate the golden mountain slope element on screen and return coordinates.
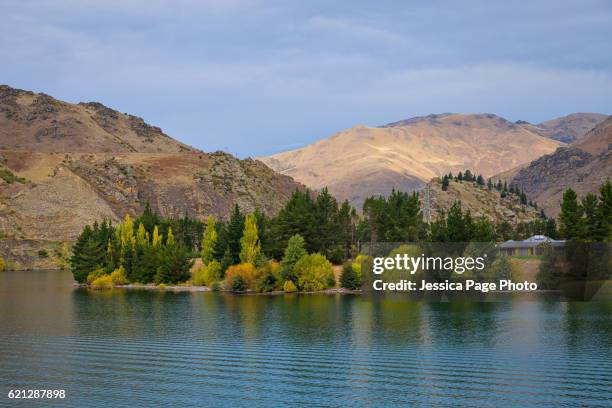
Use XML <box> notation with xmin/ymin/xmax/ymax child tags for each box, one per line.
<box><xmin>261</xmin><ymin>114</ymin><xmax>563</xmax><ymax>208</ymax></box>
<box><xmin>508</xmin><ymin>116</ymin><xmax>612</xmax><ymax>217</ymax></box>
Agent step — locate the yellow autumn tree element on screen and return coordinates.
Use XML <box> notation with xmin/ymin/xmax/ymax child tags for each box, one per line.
<box><xmin>136</xmin><ymin>223</ymin><xmax>148</xmax><ymax>246</ymax></box>
<box><xmin>167</xmin><ymin>226</ymin><xmax>175</xmax><ymax>246</ymax></box>
<box><xmin>152</xmin><ymin>225</ymin><xmax>162</xmax><ymax>247</ymax></box>
<box><xmin>201</xmin><ymin>215</ymin><xmax>217</xmax><ymax>265</ymax></box>
<box><xmin>239</xmin><ymin>214</ymin><xmax>261</xmax><ymax>264</ymax></box>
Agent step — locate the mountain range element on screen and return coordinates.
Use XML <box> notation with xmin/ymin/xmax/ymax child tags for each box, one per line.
<box><xmin>260</xmin><ymin>113</ymin><xmax>587</xmax><ymax>207</ymax></box>
<box><xmin>1</xmin><ymin>84</ymin><xmax>609</xmax><ymax>268</ymax></box>
<box><xmin>0</xmin><ymin>85</ymin><xmax>303</xmax><ymax>269</ymax></box>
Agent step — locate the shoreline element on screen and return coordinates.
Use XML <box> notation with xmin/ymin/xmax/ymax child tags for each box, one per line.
<box><xmin>72</xmin><ymin>282</ymin><xmax>359</xmax><ymax>295</ymax></box>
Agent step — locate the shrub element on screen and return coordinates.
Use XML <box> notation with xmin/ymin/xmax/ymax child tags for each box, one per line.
<box><xmin>38</xmin><ymin>249</ymin><xmax>49</xmax><ymax>258</ymax></box>
<box><xmin>110</xmin><ymin>266</ymin><xmax>128</xmax><ymax>285</ymax></box>
<box><xmin>231</xmin><ymin>275</ymin><xmax>247</xmax><ymax>293</ymax></box>
<box><xmin>158</xmin><ymin>283</ymin><xmax>167</xmax><ymax>290</ymax></box>
<box><xmin>223</xmin><ymin>263</ymin><xmax>258</xmax><ymax>290</ymax></box>
<box><xmin>0</xmin><ymin>257</ymin><xmax>5</xmax><ymax>271</ymax></box>
<box><xmin>283</xmin><ymin>280</ymin><xmax>297</xmax><ymax>293</ymax></box>
<box><xmin>90</xmin><ymin>274</ymin><xmax>113</xmax><ymax>290</ymax></box>
<box><xmin>193</xmin><ymin>260</ymin><xmax>222</xmax><ymax>287</ymax></box>
<box><xmin>210</xmin><ymin>281</ymin><xmax>221</xmax><ymax>292</ymax></box>
<box><xmin>294</xmin><ymin>253</ymin><xmax>335</xmax><ymax>292</ymax></box>
<box><xmin>340</xmin><ymin>262</ymin><xmax>360</xmax><ymax>290</ymax></box>
<box><xmin>86</xmin><ymin>267</ymin><xmax>107</xmax><ymax>285</ymax></box>
<box><xmin>0</xmin><ymin>168</ymin><xmax>26</xmax><ymax>184</ymax></box>
<box><xmin>255</xmin><ymin>261</ymin><xmax>282</xmax><ymax>292</ymax></box>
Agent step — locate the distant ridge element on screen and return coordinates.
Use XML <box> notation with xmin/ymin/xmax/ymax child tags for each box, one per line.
<box><xmin>261</xmin><ymin>113</ymin><xmax>563</xmax><ymax>208</ymax></box>
<box><xmin>507</xmin><ymin>115</ymin><xmax>612</xmax><ymax>216</ymax></box>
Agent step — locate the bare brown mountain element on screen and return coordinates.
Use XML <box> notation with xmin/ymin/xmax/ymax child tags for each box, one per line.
<box><xmin>0</xmin><ymin>85</ymin><xmax>195</xmax><ymax>153</ymax></box>
<box><xmin>507</xmin><ymin>116</ymin><xmax>612</xmax><ymax>217</ymax></box>
<box><xmin>261</xmin><ymin>113</ymin><xmax>562</xmax><ymax>208</ymax></box>
<box><xmin>0</xmin><ymin>85</ymin><xmax>303</xmax><ymax>269</ymax></box>
<box><xmin>516</xmin><ymin>113</ymin><xmax>607</xmax><ymax>143</ymax></box>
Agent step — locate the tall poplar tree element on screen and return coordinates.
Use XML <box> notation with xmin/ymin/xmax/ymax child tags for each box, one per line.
<box><xmin>239</xmin><ymin>214</ymin><xmax>261</xmax><ymax>264</ymax></box>
<box><xmin>201</xmin><ymin>215</ymin><xmax>217</xmax><ymax>265</ymax></box>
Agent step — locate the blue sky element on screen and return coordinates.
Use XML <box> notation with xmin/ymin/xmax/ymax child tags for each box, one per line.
<box><xmin>2</xmin><ymin>0</ymin><xmax>611</xmax><ymax>157</ymax></box>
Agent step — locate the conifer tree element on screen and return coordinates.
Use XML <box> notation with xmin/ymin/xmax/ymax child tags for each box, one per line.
<box><xmin>226</xmin><ymin>204</ymin><xmax>245</xmax><ymax>264</ymax></box>
<box><xmin>597</xmin><ymin>180</ymin><xmax>612</xmax><ymax>241</ymax></box>
<box><xmin>559</xmin><ymin>188</ymin><xmax>584</xmax><ymax>240</ymax></box>
<box><xmin>442</xmin><ymin>176</ymin><xmax>449</xmax><ymax>191</ymax></box>
<box><xmin>70</xmin><ymin>225</ymin><xmax>105</xmax><ymax>283</ymax></box>
<box><xmin>582</xmin><ymin>193</ymin><xmax>599</xmax><ymax>241</ymax></box>
<box><xmin>487</xmin><ymin>178</ymin><xmax>493</xmax><ymax>190</ymax></box>
<box><xmin>239</xmin><ymin>214</ymin><xmax>261</xmax><ymax>264</ymax></box>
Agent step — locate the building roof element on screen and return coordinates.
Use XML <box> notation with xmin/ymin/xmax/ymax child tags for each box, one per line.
<box><xmin>499</xmin><ymin>235</ymin><xmax>566</xmax><ymax>248</ymax></box>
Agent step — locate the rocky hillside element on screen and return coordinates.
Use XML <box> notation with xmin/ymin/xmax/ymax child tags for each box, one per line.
<box><xmin>423</xmin><ymin>177</ymin><xmax>540</xmax><ymax>226</ymax></box>
<box><xmin>0</xmin><ymin>85</ymin><xmax>303</xmax><ymax>269</ymax></box>
<box><xmin>261</xmin><ymin>113</ymin><xmax>562</xmax><ymax>208</ymax></box>
<box><xmin>0</xmin><ymin>85</ymin><xmax>195</xmax><ymax>153</ymax></box>
<box><xmin>516</xmin><ymin>113</ymin><xmax>608</xmax><ymax>143</ymax></box>
<box><xmin>507</xmin><ymin>116</ymin><xmax>612</xmax><ymax>217</ymax></box>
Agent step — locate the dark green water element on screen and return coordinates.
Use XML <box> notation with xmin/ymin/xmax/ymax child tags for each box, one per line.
<box><xmin>0</xmin><ymin>270</ymin><xmax>611</xmax><ymax>407</ymax></box>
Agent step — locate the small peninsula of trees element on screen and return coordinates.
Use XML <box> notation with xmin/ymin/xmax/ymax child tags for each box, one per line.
<box><xmin>70</xmin><ymin>178</ymin><xmax>611</xmax><ymax>292</ymax></box>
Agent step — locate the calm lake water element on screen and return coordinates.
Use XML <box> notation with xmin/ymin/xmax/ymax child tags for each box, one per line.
<box><xmin>0</xmin><ymin>270</ymin><xmax>611</xmax><ymax>407</ymax></box>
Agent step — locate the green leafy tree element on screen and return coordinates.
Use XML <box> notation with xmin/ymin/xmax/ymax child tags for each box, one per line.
<box><xmin>294</xmin><ymin>253</ymin><xmax>335</xmax><ymax>291</ymax></box>
<box><xmin>280</xmin><ymin>234</ymin><xmax>307</xmax><ymax>283</ymax></box>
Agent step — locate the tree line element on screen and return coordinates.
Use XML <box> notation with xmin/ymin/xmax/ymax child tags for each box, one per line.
<box><xmin>70</xmin><ymin>178</ymin><xmax>611</xmax><ymax>291</ymax></box>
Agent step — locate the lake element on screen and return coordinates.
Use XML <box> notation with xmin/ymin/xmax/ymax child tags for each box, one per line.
<box><xmin>1</xmin><ymin>270</ymin><xmax>611</xmax><ymax>407</ymax></box>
